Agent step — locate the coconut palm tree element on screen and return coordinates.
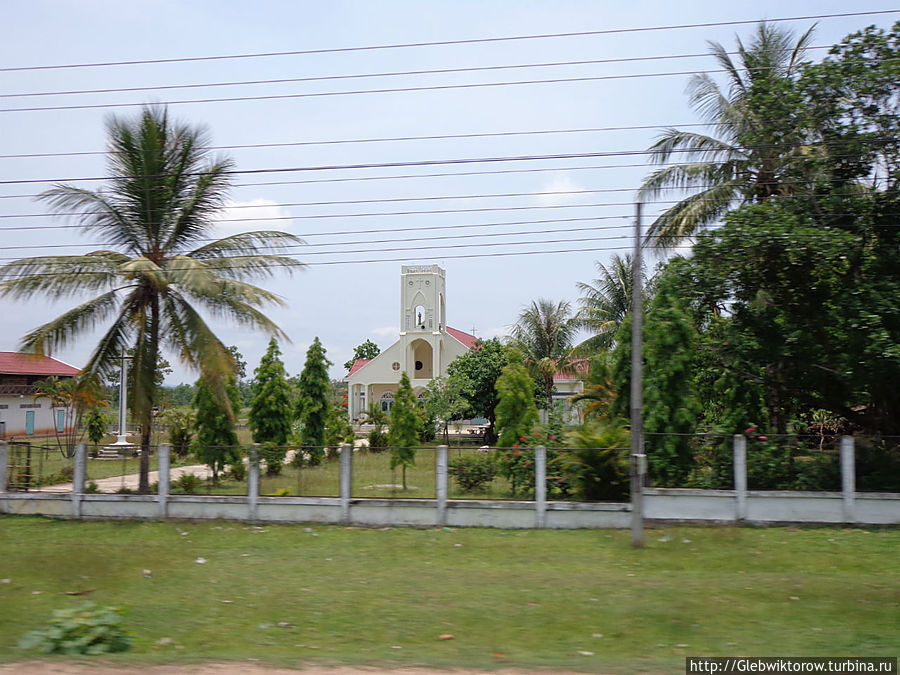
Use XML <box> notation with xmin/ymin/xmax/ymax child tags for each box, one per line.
<box><xmin>509</xmin><ymin>298</ymin><xmax>577</xmax><ymax>409</ymax></box>
<box><xmin>638</xmin><ymin>22</ymin><xmax>816</xmax><ymax>248</ymax></box>
<box><xmin>0</xmin><ymin>107</ymin><xmax>304</xmax><ymax>493</ymax></box>
<box><xmin>572</xmin><ymin>254</ymin><xmax>642</xmax><ymax>354</ymax></box>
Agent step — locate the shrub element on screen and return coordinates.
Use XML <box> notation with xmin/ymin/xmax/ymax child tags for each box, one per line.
<box><xmin>18</xmin><ymin>603</ymin><xmax>131</xmax><ymax>655</ymax></box>
<box><xmin>270</xmin><ymin>487</ymin><xmax>291</xmax><ymax>497</ymax></box>
<box><xmin>228</xmin><ymin>461</ymin><xmax>246</xmax><ymax>482</ymax></box>
<box><xmin>85</xmin><ymin>481</ymin><xmax>99</xmax><ymax>494</ymax></box>
<box><xmin>258</xmin><ymin>443</ymin><xmax>287</xmax><ymax>476</ymax></box>
<box><xmin>175</xmin><ymin>473</ymin><xmax>201</xmax><ymax>494</ymax></box>
<box><xmin>562</xmin><ymin>420</ymin><xmax>631</xmax><ymax>501</ymax></box>
<box><xmin>367</xmin><ymin>429</ymin><xmax>388</xmax><ymax>452</ymax></box>
<box><xmin>449</xmin><ymin>453</ymin><xmax>497</xmax><ymax>492</ymax></box>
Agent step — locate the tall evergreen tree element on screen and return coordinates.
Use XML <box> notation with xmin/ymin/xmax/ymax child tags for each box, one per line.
<box><xmin>388</xmin><ymin>372</ymin><xmax>421</xmax><ymax>489</ymax></box>
<box><xmin>495</xmin><ymin>350</ymin><xmax>540</xmax><ymax>447</ymax></box>
<box><xmin>642</xmin><ymin>271</ymin><xmax>701</xmax><ymax>485</ymax></box>
<box><xmin>193</xmin><ymin>376</ymin><xmax>241</xmax><ymax>484</ymax></box>
<box><xmin>296</xmin><ymin>337</ymin><xmax>333</xmax><ymax>464</ymax></box>
<box><xmin>249</xmin><ymin>338</ymin><xmax>293</xmax><ymax>446</ymax></box>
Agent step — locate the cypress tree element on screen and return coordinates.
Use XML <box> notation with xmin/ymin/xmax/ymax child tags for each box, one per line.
<box><xmin>296</xmin><ymin>337</ymin><xmax>333</xmax><ymax>465</ymax></box>
<box><xmin>192</xmin><ymin>376</ymin><xmax>241</xmax><ymax>484</ymax></box>
<box><xmin>249</xmin><ymin>338</ymin><xmax>293</xmax><ymax>446</ymax></box>
<box><xmin>388</xmin><ymin>372</ymin><xmax>421</xmax><ymax>489</ymax></box>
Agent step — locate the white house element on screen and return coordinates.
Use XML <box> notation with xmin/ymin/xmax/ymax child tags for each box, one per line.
<box><xmin>0</xmin><ymin>352</ymin><xmax>80</xmax><ymax>438</ymax></box>
<box><xmin>344</xmin><ymin>264</ymin><xmax>584</xmax><ymax>423</ymax></box>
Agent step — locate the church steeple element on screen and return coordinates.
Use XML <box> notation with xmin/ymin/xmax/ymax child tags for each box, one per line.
<box><xmin>400</xmin><ymin>265</ymin><xmax>446</xmax><ymax>334</ymax></box>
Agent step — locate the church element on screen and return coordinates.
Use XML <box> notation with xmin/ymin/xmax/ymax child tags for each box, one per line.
<box><xmin>345</xmin><ymin>264</ymin><xmax>478</xmax><ymax>420</ymax></box>
<box><xmin>344</xmin><ymin>264</ymin><xmax>585</xmax><ymax>424</ymax></box>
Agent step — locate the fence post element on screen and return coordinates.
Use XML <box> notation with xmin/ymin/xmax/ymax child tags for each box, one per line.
<box><xmin>72</xmin><ymin>442</ymin><xmax>87</xmax><ymax>518</ymax></box>
<box><xmin>840</xmin><ymin>436</ymin><xmax>856</xmax><ymax>523</ymax></box>
<box><xmin>734</xmin><ymin>434</ymin><xmax>747</xmax><ymax>522</ymax></box>
<box><xmin>0</xmin><ymin>442</ymin><xmax>7</xmax><ymax>493</ymax></box>
<box><xmin>340</xmin><ymin>443</ymin><xmax>352</xmax><ymax>523</ymax></box>
<box><xmin>436</xmin><ymin>445</ymin><xmax>448</xmax><ymax>527</ymax></box>
<box><xmin>535</xmin><ymin>445</ymin><xmax>547</xmax><ymax>528</ymax></box>
<box><xmin>247</xmin><ymin>446</ymin><xmax>259</xmax><ymax>521</ymax></box>
<box><xmin>157</xmin><ymin>444</ymin><xmax>170</xmax><ymax>519</ymax></box>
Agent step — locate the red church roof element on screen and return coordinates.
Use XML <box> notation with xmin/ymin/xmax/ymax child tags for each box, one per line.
<box><xmin>347</xmin><ymin>358</ymin><xmax>372</xmax><ymax>377</ymax></box>
<box><xmin>0</xmin><ymin>352</ymin><xmax>80</xmax><ymax>377</ymax></box>
<box><xmin>553</xmin><ymin>358</ymin><xmax>589</xmax><ymax>382</ymax></box>
<box><xmin>446</xmin><ymin>326</ymin><xmax>479</xmax><ymax>349</ymax></box>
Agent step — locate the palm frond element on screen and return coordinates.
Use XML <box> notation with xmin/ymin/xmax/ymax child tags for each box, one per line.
<box><xmin>639</xmin><ymin>160</ymin><xmax>741</xmax><ymax>201</ymax></box>
<box><xmin>18</xmin><ymin>290</ymin><xmax>123</xmax><ymax>357</ymax></box>
<box><xmin>38</xmin><ymin>186</ymin><xmax>146</xmax><ymax>252</ymax></box>
<box><xmin>645</xmin><ymin>180</ymin><xmax>743</xmax><ymax>249</ymax></box>
<box><xmin>0</xmin><ymin>250</ymin><xmax>128</xmax><ymax>299</ymax></box>
<box><xmin>647</xmin><ymin>129</ymin><xmax>741</xmax><ymax>166</ymax></box>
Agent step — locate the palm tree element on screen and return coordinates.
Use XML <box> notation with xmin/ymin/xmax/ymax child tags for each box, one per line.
<box><xmin>572</xmin><ymin>254</ymin><xmax>641</xmax><ymax>354</ymax></box>
<box><xmin>0</xmin><ymin>107</ymin><xmax>304</xmax><ymax>493</ymax></box>
<box><xmin>638</xmin><ymin>22</ymin><xmax>815</xmax><ymax>248</ymax></box>
<box><xmin>509</xmin><ymin>298</ymin><xmax>577</xmax><ymax>409</ymax></box>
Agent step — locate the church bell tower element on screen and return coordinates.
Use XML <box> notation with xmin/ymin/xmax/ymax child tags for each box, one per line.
<box><xmin>400</xmin><ymin>265</ymin><xmax>446</xmax><ymax>335</ymax></box>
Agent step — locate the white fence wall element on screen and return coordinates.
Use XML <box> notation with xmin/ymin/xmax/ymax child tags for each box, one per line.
<box><xmin>1</xmin><ymin>440</ymin><xmax>898</xmax><ymax>528</ymax></box>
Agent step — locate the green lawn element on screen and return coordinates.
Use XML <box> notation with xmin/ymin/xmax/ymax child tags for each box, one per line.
<box><xmin>0</xmin><ymin>517</ymin><xmax>896</xmax><ymax>672</ymax></box>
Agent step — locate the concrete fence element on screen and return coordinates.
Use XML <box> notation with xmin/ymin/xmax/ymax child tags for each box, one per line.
<box><xmin>0</xmin><ymin>438</ymin><xmax>897</xmax><ymax>528</ymax></box>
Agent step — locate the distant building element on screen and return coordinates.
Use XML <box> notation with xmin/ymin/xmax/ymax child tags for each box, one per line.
<box><xmin>345</xmin><ymin>265</ymin><xmax>477</xmax><ymax>419</ymax></box>
<box><xmin>0</xmin><ymin>352</ymin><xmax>80</xmax><ymax>438</ymax></box>
<box><xmin>344</xmin><ymin>265</ymin><xmax>584</xmax><ymax>423</ymax></box>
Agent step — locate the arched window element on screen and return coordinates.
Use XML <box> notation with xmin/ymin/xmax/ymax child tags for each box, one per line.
<box><xmin>414</xmin><ymin>304</ymin><xmax>426</xmax><ymax>329</ymax></box>
<box><xmin>380</xmin><ymin>391</ymin><xmax>395</xmax><ymax>413</ymax></box>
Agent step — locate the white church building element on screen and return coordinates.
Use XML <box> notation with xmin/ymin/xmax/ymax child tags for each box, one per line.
<box><xmin>344</xmin><ymin>264</ymin><xmax>585</xmax><ymax>423</ymax></box>
<box><xmin>345</xmin><ymin>265</ymin><xmax>477</xmax><ymax>419</ymax></box>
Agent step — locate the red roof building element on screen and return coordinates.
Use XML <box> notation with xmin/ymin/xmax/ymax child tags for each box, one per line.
<box><xmin>0</xmin><ymin>352</ymin><xmax>80</xmax><ymax>378</ymax></box>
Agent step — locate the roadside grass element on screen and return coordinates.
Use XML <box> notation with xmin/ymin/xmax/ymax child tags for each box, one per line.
<box><xmin>0</xmin><ymin>517</ymin><xmax>896</xmax><ymax>672</ymax></box>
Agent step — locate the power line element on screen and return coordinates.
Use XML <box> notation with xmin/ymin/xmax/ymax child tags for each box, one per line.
<box><xmin>0</xmin><ymin>122</ymin><xmax>718</xmax><ymax>161</ymax></box>
<box><xmin>0</xmin><ymin>179</ymin><xmax>889</xmax><ymax>221</ymax></box>
<box><xmin>1</xmin><ymin>10</ymin><xmax>892</xmax><ymax>73</ymax></box>
<box><xmin>0</xmin><ymin>66</ymin><xmax>853</xmax><ymax>114</ymax></box>
<box><xmin>0</xmin><ymin>137</ymin><xmax>890</xmax><ymax>186</ymax></box>
<box><xmin>0</xmin><ymin>46</ymin><xmax>836</xmax><ymax>103</ymax></box>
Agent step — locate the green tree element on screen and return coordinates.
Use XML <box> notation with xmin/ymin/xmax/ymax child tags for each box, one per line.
<box><xmin>495</xmin><ymin>350</ymin><xmax>540</xmax><ymax>448</ymax></box>
<box><xmin>295</xmin><ymin>337</ymin><xmax>333</xmax><ymax>464</ymax></box>
<box><xmin>0</xmin><ymin>107</ymin><xmax>302</xmax><ymax>493</ymax></box>
<box><xmin>343</xmin><ymin>339</ymin><xmax>380</xmax><ymax>371</ymax></box>
<box><xmin>509</xmin><ymin>299</ymin><xmax>576</xmax><ymax>410</ymax></box>
<box><xmin>639</xmin><ymin>22</ymin><xmax>815</xmax><ymax>247</ymax></box>
<box><xmin>84</xmin><ymin>406</ymin><xmax>109</xmax><ymax>449</ymax></box>
<box><xmin>573</xmin><ymin>255</ymin><xmax>642</xmax><ymax>354</ymax></box>
<box><xmin>249</xmin><ymin>338</ymin><xmax>294</xmax><ymax>446</ymax></box>
<box><xmin>162</xmin><ymin>408</ymin><xmax>195</xmax><ymax>459</ymax></box>
<box><xmin>34</xmin><ymin>375</ymin><xmax>105</xmax><ymax>458</ymax></box>
<box><xmin>192</xmin><ymin>376</ymin><xmax>241</xmax><ymax>484</ymax></box>
<box><xmin>388</xmin><ymin>372</ymin><xmax>421</xmax><ymax>489</ymax></box>
<box><xmin>423</xmin><ymin>375</ymin><xmax>471</xmax><ymax>444</ymax></box>
<box><xmin>445</xmin><ymin>338</ymin><xmax>509</xmax><ymax>443</ymax></box>
<box><xmin>642</xmin><ymin>269</ymin><xmax>701</xmax><ymax>485</ymax></box>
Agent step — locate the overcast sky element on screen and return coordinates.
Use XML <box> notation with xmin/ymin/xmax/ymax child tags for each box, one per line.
<box><xmin>1</xmin><ymin>1</ymin><xmax>897</xmax><ymax>384</ymax></box>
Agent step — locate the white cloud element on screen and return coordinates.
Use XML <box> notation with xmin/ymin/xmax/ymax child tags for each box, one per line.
<box><xmin>212</xmin><ymin>199</ymin><xmax>294</xmax><ymax>235</ymax></box>
<box><xmin>534</xmin><ymin>173</ymin><xmax>585</xmax><ymax>206</ymax></box>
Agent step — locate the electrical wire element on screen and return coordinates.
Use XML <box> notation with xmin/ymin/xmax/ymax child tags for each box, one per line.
<box><xmin>0</xmin><ymin>47</ymin><xmax>837</xmax><ymax>102</ymax></box>
<box><xmin>1</xmin><ymin>9</ymin><xmax>892</xmax><ymax>73</ymax></box>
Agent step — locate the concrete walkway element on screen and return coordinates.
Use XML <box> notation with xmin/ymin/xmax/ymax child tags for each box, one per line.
<box><xmin>41</xmin><ymin>461</ymin><xmax>213</xmax><ymax>493</ymax></box>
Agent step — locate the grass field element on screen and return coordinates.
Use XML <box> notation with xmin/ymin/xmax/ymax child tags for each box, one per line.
<box><xmin>0</xmin><ymin>517</ymin><xmax>896</xmax><ymax>672</ymax></box>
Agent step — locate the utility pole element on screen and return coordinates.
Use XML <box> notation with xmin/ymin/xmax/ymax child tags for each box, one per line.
<box><xmin>630</xmin><ymin>201</ymin><xmax>645</xmax><ymax>548</ymax></box>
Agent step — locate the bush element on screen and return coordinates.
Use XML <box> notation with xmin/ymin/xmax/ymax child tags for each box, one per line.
<box><xmin>269</xmin><ymin>487</ymin><xmax>291</xmax><ymax>497</ymax></box>
<box><xmin>367</xmin><ymin>429</ymin><xmax>388</xmax><ymax>452</ymax></box>
<box><xmin>449</xmin><ymin>453</ymin><xmax>497</xmax><ymax>492</ymax></box>
<box><xmin>228</xmin><ymin>461</ymin><xmax>246</xmax><ymax>482</ymax></box>
<box><xmin>174</xmin><ymin>473</ymin><xmax>201</xmax><ymax>494</ymax></box>
<box><xmin>18</xmin><ymin>603</ymin><xmax>131</xmax><ymax>655</ymax></box>
<box><xmin>258</xmin><ymin>443</ymin><xmax>287</xmax><ymax>476</ymax></box>
<box><xmin>561</xmin><ymin>448</ymin><xmax>629</xmax><ymax>501</ymax></box>
<box><xmin>85</xmin><ymin>481</ymin><xmax>99</xmax><ymax>494</ymax></box>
